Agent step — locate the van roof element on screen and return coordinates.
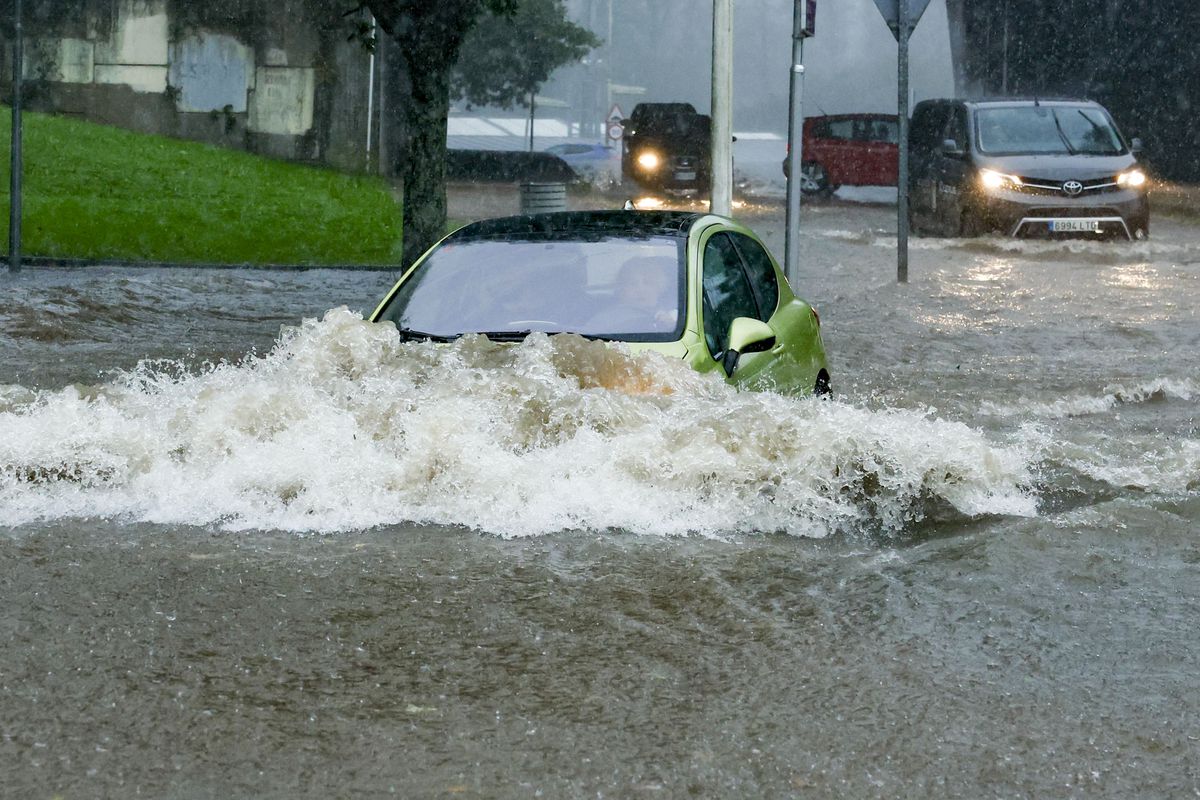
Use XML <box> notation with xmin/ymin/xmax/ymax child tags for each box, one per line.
<box><xmin>917</xmin><ymin>97</ymin><xmax>1104</xmax><ymax>109</ymax></box>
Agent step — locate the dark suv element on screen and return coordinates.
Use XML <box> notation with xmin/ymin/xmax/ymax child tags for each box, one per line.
<box><xmin>908</xmin><ymin>98</ymin><xmax>1149</xmax><ymax>239</ymax></box>
<box><xmin>621</xmin><ymin>102</ymin><xmax>712</xmax><ymax>194</ymax></box>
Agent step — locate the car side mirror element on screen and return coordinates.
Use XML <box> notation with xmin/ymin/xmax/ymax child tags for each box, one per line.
<box><xmin>940</xmin><ymin>138</ymin><xmax>965</xmax><ymax>158</ymax></box>
<box><xmin>721</xmin><ymin>317</ymin><xmax>776</xmax><ymax>376</ymax></box>
<box><xmin>1130</xmin><ymin>136</ymin><xmax>1144</xmax><ymax>154</ymax></box>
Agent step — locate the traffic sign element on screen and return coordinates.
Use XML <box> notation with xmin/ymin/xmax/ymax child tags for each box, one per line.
<box><xmin>607</xmin><ymin>104</ymin><xmax>625</xmax><ymax>123</ymax></box>
<box><xmin>606</xmin><ymin>121</ymin><xmax>624</xmax><ymax>141</ymax></box>
<box><xmin>871</xmin><ymin>0</ymin><xmax>933</xmax><ymax>40</ymax></box>
<box><xmin>796</xmin><ymin>0</ymin><xmax>816</xmax><ymax>37</ymax></box>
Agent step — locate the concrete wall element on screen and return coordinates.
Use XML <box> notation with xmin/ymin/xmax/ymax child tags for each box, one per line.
<box><xmin>4</xmin><ymin>0</ymin><xmax>374</xmax><ymax>172</ymax></box>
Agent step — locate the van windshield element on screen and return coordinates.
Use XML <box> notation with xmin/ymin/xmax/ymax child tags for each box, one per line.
<box><xmin>975</xmin><ymin>106</ymin><xmax>1126</xmax><ymax>155</ymax></box>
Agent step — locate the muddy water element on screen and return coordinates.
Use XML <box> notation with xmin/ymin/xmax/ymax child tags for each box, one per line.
<box><xmin>2</xmin><ymin>201</ymin><xmax>1198</xmax><ymax>797</ymax></box>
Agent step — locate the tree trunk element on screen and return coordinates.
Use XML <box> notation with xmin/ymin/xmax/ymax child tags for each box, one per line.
<box><xmin>366</xmin><ymin>0</ymin><xmax>489</xmax><ymax>267</ymax></box>
<box><xmin>399</xmin><ymin>53</ymin><xmax>452</xmax><ymax>267</ymax></box>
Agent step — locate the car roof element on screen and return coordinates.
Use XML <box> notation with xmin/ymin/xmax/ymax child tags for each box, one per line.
<box><xmin>447</xmin><ymin>210</ymin><xmax>703</xmax><ymax>243</ymax></box>
<box><xmin>806</xmin><ymin>113</ymin><xmax>897</xmax><ymax>121</ymax></box>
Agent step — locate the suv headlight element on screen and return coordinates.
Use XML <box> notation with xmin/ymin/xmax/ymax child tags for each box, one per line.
<box><xmin>979</xmin><ymin>168</ymin><xmax>1023</xmax><ymax>190</ymax></box>
<box><xmin>1117</xmin><ymin>169</ymin><xmax>1147</xmax><ymax>188</ymax></box>
<box><xmin>636</xmin><ymin>151</ymin><xmax>661</xmax><ymax>171</ymax></box>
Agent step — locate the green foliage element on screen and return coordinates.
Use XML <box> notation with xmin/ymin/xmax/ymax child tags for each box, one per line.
<box><xmin>0</xmin><ymin>108</ymin><xmax>403</xmax><ymax>265</ymax></box>
<box><xmin>453</xmin><ymin>0</ymin><xmax>600</xmax><ymax>109</ymax></box>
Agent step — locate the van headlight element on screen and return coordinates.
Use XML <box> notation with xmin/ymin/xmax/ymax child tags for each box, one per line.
<box><xmin>1117</xmin><ymin>169</ymin><xmax>1146</xmax><ymax>188</ymax></box>
<box><xmin>979</xmin><ymin>168</ymin><xmax>1023</xmax><ymax>191</ymax></box>
<box><xmin>636</xmin><ymin>151</ymin><xmax>661</xmax><ymax>171</ymax></box>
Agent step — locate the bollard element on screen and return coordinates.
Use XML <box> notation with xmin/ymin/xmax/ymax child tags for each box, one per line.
<box><xmin>519</xmin><ymin>182</ymin><xmax>567</xmax><ymax>215</ymax></box>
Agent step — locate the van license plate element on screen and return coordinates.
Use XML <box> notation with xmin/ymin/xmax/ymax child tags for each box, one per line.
<box><xmin>674</xmin><ymin>171</ymin><xmax>696</xmax><ymax>181</ymax></box>
<box><xmin>1051</xmin><ymin>219</ymin><xmax>1101</xmax><ymax>233</ymax></box>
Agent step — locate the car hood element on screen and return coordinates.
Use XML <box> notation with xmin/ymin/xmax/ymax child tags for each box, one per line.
<box><xmin>978</xmin><ymin>153</ymin><xmax>1138</xmax><ymax>181</ymax></box>
<box><xmin>624</xmin><ymin>339</ymin><xmax>689</xmax><ymax>359</ymax></box>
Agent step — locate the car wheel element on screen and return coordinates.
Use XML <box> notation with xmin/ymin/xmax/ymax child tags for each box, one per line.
<box><xmin>799</xmin><ymin>162</ymin><xmax>832</xmax><ymax>196</ymax></box>
<box><xmin>814</xmin><ymin>371</ymin><xmax>832</xmax><ymax>397</ymax></box>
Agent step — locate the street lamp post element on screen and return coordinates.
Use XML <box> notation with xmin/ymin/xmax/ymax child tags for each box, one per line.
<box><xmin>9</xmin><ymin>0</ymin><xmax>23</xmax><ymax>274</ymax></box>
<box><xmin>710</xmin><ymin>0</ymin><xmax>733</xmax><ymax>216</ymax></box>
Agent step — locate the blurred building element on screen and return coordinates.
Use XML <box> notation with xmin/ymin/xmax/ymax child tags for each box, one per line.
<box><xmin>0</xmin><ymin>0</ymin><xmax>377</xmax><ymax>172</ymax></box>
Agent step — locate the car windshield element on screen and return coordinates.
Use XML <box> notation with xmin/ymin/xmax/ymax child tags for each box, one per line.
<box><xmin>975</xmin><ymin>106</ymin><xmax>1126</xmax><ymax>155</ymax></box>
<box><xmin>376</xmin><ymin>234</ymin><xmax>685</xmax><ymax>342</ymax></box>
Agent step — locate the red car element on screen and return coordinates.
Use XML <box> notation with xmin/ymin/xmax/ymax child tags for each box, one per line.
<box><xmin>783</xmin><ymin>114</ymin><xmax>899</xmax><ymax>195</ymax></box>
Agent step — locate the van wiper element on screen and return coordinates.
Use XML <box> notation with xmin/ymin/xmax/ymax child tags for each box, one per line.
<box><xmin>395</xmin><ymin>327</ymin><xmax>455</xmax><ymax>342</ymax></box>
<box><xmin>1072</xmin><ymin>109</ymin><xmax>1121</xmax><ymax>154</ymax></box>
<box><xmin>1051</xmin><ymin>110</ymin><xmax>1078</xmax><ymax>155</ymax></box>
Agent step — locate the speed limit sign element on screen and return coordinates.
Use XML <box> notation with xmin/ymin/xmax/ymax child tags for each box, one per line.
<box><xmin>607</xmin><ymin>120</ymin><xmax>624</xmax><ymax>141</ymax></box>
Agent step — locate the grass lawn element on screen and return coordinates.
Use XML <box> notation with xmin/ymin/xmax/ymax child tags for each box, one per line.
<box><xmin>0</xmin><ymin>108</ymin><xmax>402</xmax><ymax>265</ymax></box>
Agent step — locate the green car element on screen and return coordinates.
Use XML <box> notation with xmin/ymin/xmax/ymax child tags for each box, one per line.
<box><xmin>370</xmin><ymin>210</ymin><xmax>831</xmax><ymax>396</ymax></box>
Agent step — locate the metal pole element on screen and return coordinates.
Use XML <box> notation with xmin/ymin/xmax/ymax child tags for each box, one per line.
<box><xmin>528</xmin><ymin>91</ymin><xmax>535</xmax><ymax>152</ymax></box>
<box><xmin>783</xmin><ymin>2</ymin><xmax>806</xmax><ymax>288</ymax></box>
<box><xmin>365</xmin><ymin>14</ymin><xmax>376</xmax><ymax>169</ymax></box>
<box><xmin>9</xmin><ymin>0</ymin><xmax>22</xmax><ymax>274</ymax></box>
<box><xmin>896</xmin><ymin>0</ymin><xmax>910</xmax><ymax>284</ymax></box>
<box><xmin>377</xmin><ymin>32</ymin><xmax>387</xmax><ymax>175</ymax></box>
<box><xmin>710</xmin><ymin>0</ymin><xmax>733</xmax><ymax>216</ymax></box>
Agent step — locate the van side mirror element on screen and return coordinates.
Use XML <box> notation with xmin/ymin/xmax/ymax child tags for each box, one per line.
<box><xmin>721</xmin><ymin>317</ymin><xmax>776</xmax><ymax>376</ymax></box>
<box><xmin>1130</xmin><ymin>136</ymin><xmax>1144</xmax><ymax>154</ymax></box>
<box><xmin>940</xmin><ymin>138</ymin><xmax>965</xmax><ymax>158</ymax></box>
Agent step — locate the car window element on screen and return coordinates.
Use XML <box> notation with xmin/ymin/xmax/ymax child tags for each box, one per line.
<box><xmin>728</xmin><ymin>233</ymin><xmax>779</xmax><ymax>322</ymax></box>
<box><xmin>853</xmin><ymin>118</ymin><xmax>895</xmax><ymax>143</ymax></box>
<box><xmin>702</xmin><ymin>232</ymin><xmax>759</xmax><ymax>357</ymax></box>
<box><xmin>826</xmin><ymin>119</ymin><xmax>855</xmax><ymax>141</ymax></box>
<box><xmin>378</xmin><ymin>234</ymin><xmax>685</xmax><ymax>341</ymax></box>
<box><xmin>871</xmin><ymin>119</ymin><xmax>899</xmax><ymax>144</ymax></box>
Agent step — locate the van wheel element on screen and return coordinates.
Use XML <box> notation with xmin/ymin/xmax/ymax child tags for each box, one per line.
<box><xmin>799</xmin><ymin>163</ymin><xmax>832</xmax><ymax>196</ymax></box>
<box><xmin>956</xmin><ymin>208</ymin><xmax>985</xmax><ymax>237</ymax></box>
<box><xmin>907</xmin><ymin>206</ymin><xmax>925</xmax><ymax>237</ymax></box>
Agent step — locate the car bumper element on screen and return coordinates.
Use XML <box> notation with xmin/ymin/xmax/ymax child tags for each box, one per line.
<box><xmin>973</xmin><ymin>187</ymin><xmax>1149</xmax><ymax>240</ymax></box>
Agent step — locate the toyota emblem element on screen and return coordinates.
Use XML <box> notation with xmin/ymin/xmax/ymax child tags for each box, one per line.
<box><xmin>1062</xmin><ymin>180</ymin><xmax>1084</xmax><ymax>196</ymax></box>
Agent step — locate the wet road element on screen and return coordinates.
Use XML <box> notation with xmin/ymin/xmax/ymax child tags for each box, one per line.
<box><xmin>2</xmin><ymin>196</ymin><xmax>1199</xmax><ymax>797</ymax></box>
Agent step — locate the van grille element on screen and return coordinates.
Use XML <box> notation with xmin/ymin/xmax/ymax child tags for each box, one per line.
<box><xmin>1015</xmin><ymin>175</ymin><xmax>1120</xmax><ymax>196</ymax></box>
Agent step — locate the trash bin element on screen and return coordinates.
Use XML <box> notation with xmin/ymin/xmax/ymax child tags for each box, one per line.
<box><xmin>519</xmin><ymin>181</ymin><xmax>567</xmax><ymax>214</ymax></box>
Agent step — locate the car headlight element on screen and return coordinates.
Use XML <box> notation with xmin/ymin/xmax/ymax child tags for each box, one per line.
<box><xmin>1117</xmin><ymin>169</ymin><xmax>1147</xmax><ymax>188</ymax></box>
<box><xmin>636</xmin><ymin>151</ymin><xmax>661</xmax><ymax>171</ymax></box>
<box><xmin>979</xmin><ymin>168</ymin><xmax>1023</xmax><ymax>190</ymax></box>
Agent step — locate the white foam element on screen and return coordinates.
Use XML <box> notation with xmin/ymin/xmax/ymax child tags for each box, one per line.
<box><xmin>980</xmin><ymin>377</ymin><xmax>1198</xmax><ymax>419</ymax></box>
<box><xmin>1051</xmin><ymin>437</ymin><xmax>1200</xmax><ymax>494</ymax></box>
<box><xmin>0</xmin><ymin>308</ymin><xmax>1038</xmax><ymax>537</ymax></box>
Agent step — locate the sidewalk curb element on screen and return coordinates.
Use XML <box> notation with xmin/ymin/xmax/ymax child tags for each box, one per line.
<box><xmin>7</xmin><ymin>256</ymin><xmax>400</xmax><ymax>272</ymax></box>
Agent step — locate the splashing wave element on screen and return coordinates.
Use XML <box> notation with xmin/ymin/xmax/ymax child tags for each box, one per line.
<box><xmin>0</xmin><ymin>308</ymin><xmax>1037</xmax><ymax>536</ymax></box>
<box><xmin>980</xmin><ymin>377</ymin><xmax>1198</xmax><ymax>419</ymax></box>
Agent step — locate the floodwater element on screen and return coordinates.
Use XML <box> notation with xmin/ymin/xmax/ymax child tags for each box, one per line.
<box><xmin>2</xmin><ymin>197</ymin><xmax>1199</xmax><ymax>798</ymax></box>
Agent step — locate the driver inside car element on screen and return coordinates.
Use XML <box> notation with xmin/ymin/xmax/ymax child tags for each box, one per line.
<box><xmin>583</xmin><ymin>255</ymin><xmax>678</xmax><ymax>334</ymax></box>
